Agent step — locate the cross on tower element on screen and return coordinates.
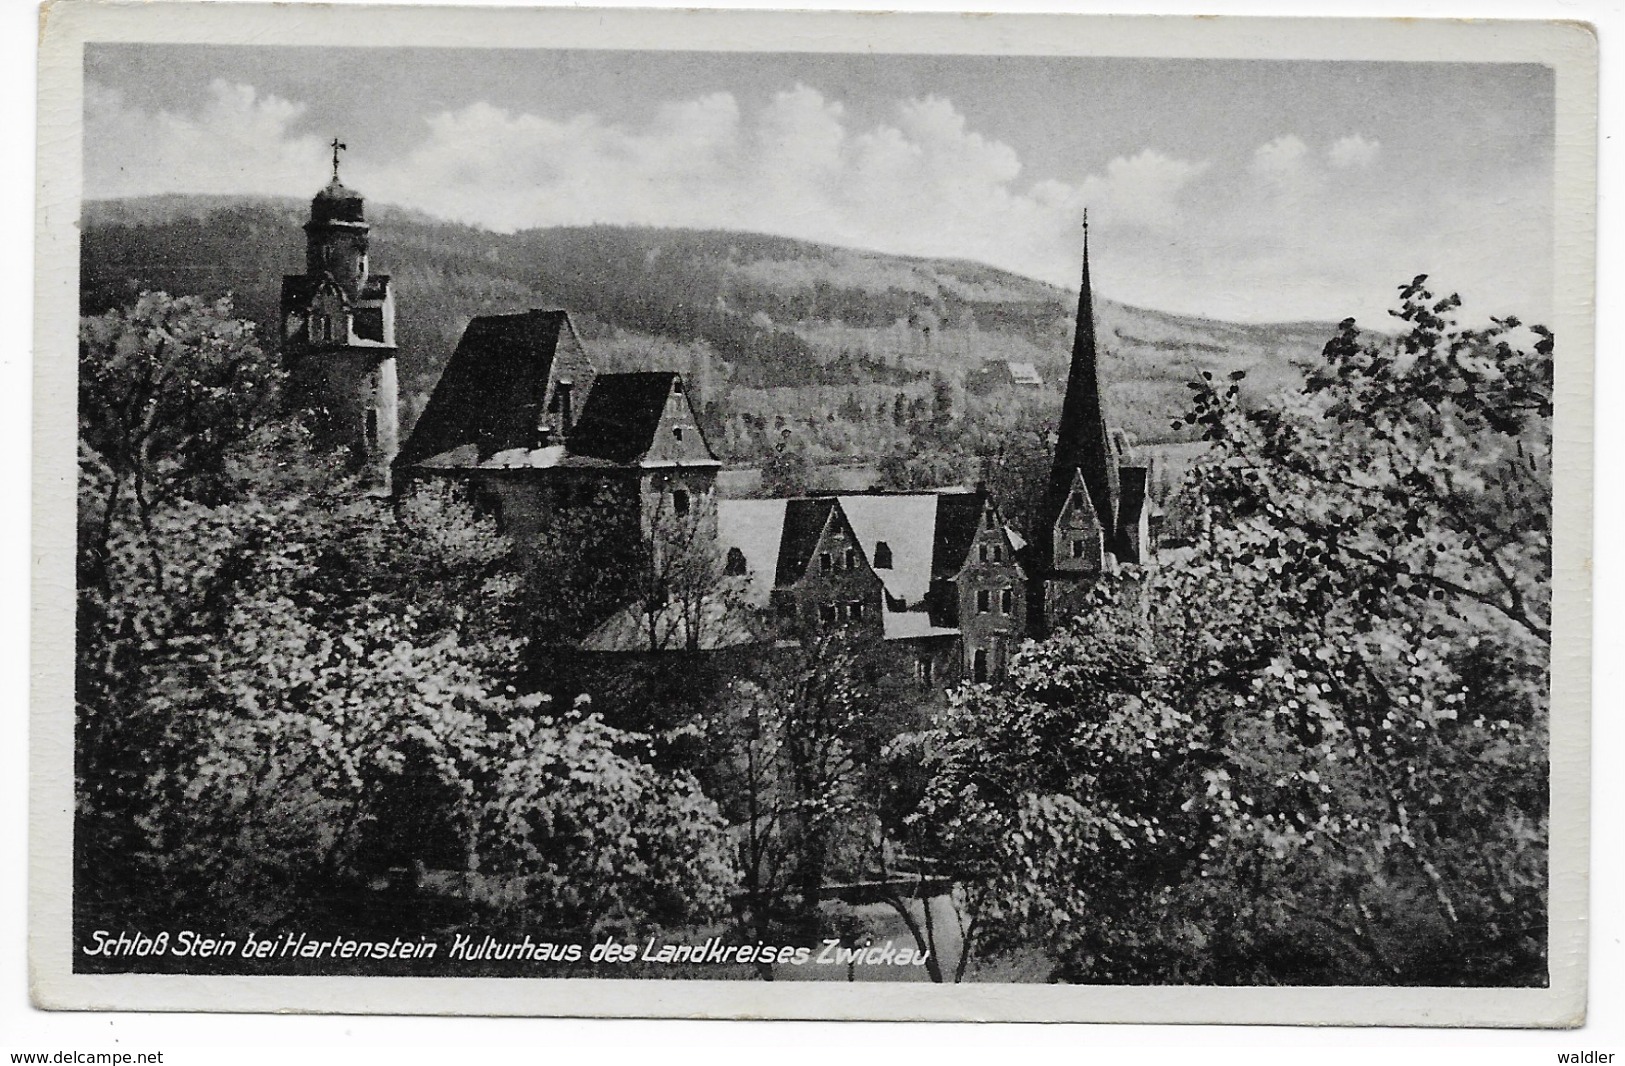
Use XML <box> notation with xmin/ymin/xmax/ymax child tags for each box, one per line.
<box><xmin>1082</xmin><ymin>206</ymin><xmax>1089</xmax><ymax>232</ymax></box>
<box><xmin>330</xmin><ymin>138</ymin><xmax>347</xmax><ymax>182</ymax></box>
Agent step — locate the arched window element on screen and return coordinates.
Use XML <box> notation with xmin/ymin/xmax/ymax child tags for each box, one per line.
<box><xmin>873</xmin><ymin>541</ymin><xmax>893</xmax><ymax>569</ymax></box>
<box><xmin>973</xmin><ymin>649</ymin><xmax>989</xmax><ymax>683</ymax></box>
<box><xmin>725</xmin><ymin>547</ymin><xmax>747</xmax><ymax>576</ymax></box>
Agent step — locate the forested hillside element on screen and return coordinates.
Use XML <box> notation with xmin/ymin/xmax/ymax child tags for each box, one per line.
<box><xmin>80</xmin><ymin>195</ymin><xmax>1335</xmax><ymax>499</ymax></box>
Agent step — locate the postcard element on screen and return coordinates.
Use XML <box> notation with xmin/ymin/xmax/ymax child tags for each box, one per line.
<box><xmin>31</xmin><ymin>1</ymin><xmax>1596</xmax><ymax>1024</ymax></box>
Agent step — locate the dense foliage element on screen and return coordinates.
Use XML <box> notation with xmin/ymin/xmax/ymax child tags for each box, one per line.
<box><xmin>76</xmin><ymin>293</ymin><xmax>733</xmax><ymax>941</ymax></box>
<box><xmin>915</xmin><ymin>278</ymin><xmax>1552</xmax><ymax>985</ymax></box>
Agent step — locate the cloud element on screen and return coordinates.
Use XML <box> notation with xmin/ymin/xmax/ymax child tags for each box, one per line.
<box><xmin>82</xmin><ymin>81</ymin><xmax>1549</xmax><ymax>324</ymax></box>
<box><xmin>366</xmin><ymin>87</ymin><xmax>1211</xmax><ymax>289</ymax></box>
<box><xmin>1328</xmin><ymin>134</ymin><xmax>1381</xmax><ymax>169</ymax></box>
<box><xmin>85</xmin><ymin>79</ymin><xmax>324</xmax><ymax>199</ymax></box>
<box><xmin>1252</xmin><ymin>135</ymin><xmax>1309</xmax><ymax>180</ymax></box>
<box><xmin>81</xmin><ymin>78</ymin><xmax>1212</xmax><ymax>295</ymax></box>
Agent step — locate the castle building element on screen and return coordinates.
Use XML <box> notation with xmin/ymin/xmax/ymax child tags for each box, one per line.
<box><xmin>396</xmin><ymin>308</ymin><xmax>725</xmax><ymax>646</ymax></box>
<box><xmin>1029</xmin><ymin>218</ymin><xmax>1154</xmax><ymax>635</ymax></box>
<box><xmin>279</xmin><ymin>153</ymin><xmax>1134</xmax><ymax>678</ymax></box>
<box><xmin>280</xmin><ymin>143</ymin><xmax>399</xmax><ymax>494</ymax></box>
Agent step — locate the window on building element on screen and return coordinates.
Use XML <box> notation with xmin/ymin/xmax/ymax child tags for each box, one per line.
<box><xmin>1001</xmin><ymin>588</ymin><xmax>1014</xmax><ymax>614</ymax></box>
<box><xmin>978</xmin><ymin>543</ymin><xmax>989</xmax><ymax>563</ymax></box>
<box><xmin>848</xmin><ymin>601</ymin><xmax>864</xmax><ymax>622</ymax></box>
<box><xmin>973</xmin><ymin>649</ymin><xmax>989</xmax><ymax>683</ymax></box>
<box><xmin>673</xmin><ymin>425</ymin><xmax>685</xmax><ymax>442</ymax></box>
<box><xmin>364</xmin><ymin>408</ymin><xmax>379</xmax><ymax>451</ymax></box>
<box><xmin>672</xmin><ymin>489</ymin><xmax>690</xmax><ymax>516</ymax></box>
<box><xmin>917</xmin><ymin>657</ymin><xmax>934</xmax><ymax>685</ymax></box>
<box><xmin>977</xmin><ymin>589</ymin><xmax>991</xmax><ymax>613</ymax></box>
<box><xmin>1071</xmin><ymin>539</ymin><xmax>1086</xmax><ymax>559</ymax></box>
<box><xmin>844</xmin><ymin>548</ymin><xmax>858</xmax><ymax>570</ymax></box>
<box><xmin>672</xmin><ymin>379</ymin><xmax>684</xmax><ymax>394</ymax></box>
<box><xmin>874</xmin><ymin>541</ymin><xmax>893</xmax><ymax>569</ymax></box>
<box><xmin>993</xmin><ymin>544</ymin><xmax>1004</xmax><ymax>562</ymax></box>
<box><xmin>725</xmin><ymin>547</ymin><xmax>747</xmax><ymax>576</ymax></box>
<box><xmin>820</xmin><ymin>552</ymin><xmax>832</xmax><ymax>574</ymax></box>
<box><xmin>820</xmin><ymin>602</ymin><xmax>838</xmax><ymax>625</ymax></box>
<box><xmin>353</xmin><ymin>307</ymin><xmax>384</xmax><ymax>342</ymax></box>
<box><xmin>557</xmin><ymin>383</ymin><xmax>574</xmax><ymax>431</ymax></box>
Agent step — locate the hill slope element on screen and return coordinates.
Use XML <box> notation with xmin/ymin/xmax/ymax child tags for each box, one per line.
<box><xmin>79</xmin><ymin>195</ymin><xmax>1338</xmax><ymax>463</ymax></box>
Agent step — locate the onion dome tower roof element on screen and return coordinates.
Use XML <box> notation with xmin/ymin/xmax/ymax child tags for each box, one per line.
<box><xmin>310</xmin><ymin>178</ymin><xmax>365</xmax><ymax>225</ymax></box>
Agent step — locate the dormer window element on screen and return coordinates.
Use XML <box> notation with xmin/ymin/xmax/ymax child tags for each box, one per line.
<box><xmin>978</xmin><ymin>544</ymin><xmax>989</xmax><ymax>563</ymax></box>
<box><xmin>844</xmin><ymin>548</ymin><xmax>858</xmax><ymax>570</ymax></box>
<box><xmin>874</xmin><ymin>541</ymin><xmax>893</xmax><ymax>569</ymax></box>
<box><xmin>1071</xmin><ymin>539</ymin><xmax>1086</xmax><ymax>559</ymax></box>
<box><xmin>725</xmin><ymin>547</ymin><xmax>747</xmax><ymax>576</ymax></box>
<box><xmin>673</xmin><ymin>425</ymin><xmax>685</xmax><ymax>442</ymax></box>
<box><xmin>820</xmin><ymin>552</ymin><xmax>832</xmax><ymax>574</ymax></box>
<box><xmin>993</xmin><ymin>545</ymin><xmax>1004</xmax><ymax>562</ymax></box>
<box><xmin>672</xmin><ymin>379</ymin><xmax>684</xmax><ymax>394</ymax></box>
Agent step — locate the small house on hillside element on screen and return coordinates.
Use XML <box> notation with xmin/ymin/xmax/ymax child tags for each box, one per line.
<box><xmin>967</xmin><ymin>359</ymin><xmax>1043</xmax><ymax>394</ymax></box>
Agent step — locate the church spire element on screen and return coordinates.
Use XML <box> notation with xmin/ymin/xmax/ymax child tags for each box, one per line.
<box><xmin>1049</xmin><ymin>210</ymin><xmax>1119</xmax><ymax>546</ymax></box>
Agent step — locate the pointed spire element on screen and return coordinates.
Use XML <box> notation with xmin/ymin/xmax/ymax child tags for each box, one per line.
<box><xmin>1049</xmin><ymin>210</ymin><xmax>1119</xmax><ymax>550</ymax></box>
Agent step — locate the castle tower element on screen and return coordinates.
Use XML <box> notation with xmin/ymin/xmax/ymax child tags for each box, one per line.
<box><xmin>280</xmin><ymin>139</ymin><xmax>399</xmax><ymax>494</ymax></box>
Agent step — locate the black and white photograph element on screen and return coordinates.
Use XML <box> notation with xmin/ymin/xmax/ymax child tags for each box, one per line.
<box><xmin>25</xmin><ymin>0</ymin><xmax>1597</xmax><ymax>1029</ymax></box>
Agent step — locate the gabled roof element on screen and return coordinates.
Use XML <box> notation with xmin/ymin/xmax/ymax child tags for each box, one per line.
<box><xmin>1057</xmin><ymin>466</ymin><xmax>1105</xmax><ymax>528</ymax></box>
<box><xmin>835</xmin><ymin>493</ymin><xmax>938</xmax><ymax>606</ymax></box>
<box><xmin>931</xmin><ymin>490</ymin><xmax>991</xmax><ymax>579</ymax></box>
<box><xmin>397</xmin><ymin>310</ymin><xmax>569</xmax><ymax>468</ymax></box>
<box><xmin>774</xmin><ymin>497</ymin><xmax>841</xmax><ymax>586</ymax></box>
<box><xmin>883</xmin><ymin>610</ymin><xmax>959</xmax><ymax>641</ymax></box>
<box><xmin>566</xmin><ymin>372</ymin><xmax>682</xmax><ymax>465</ymax></box>
<box><xmin>716</xmin><ymin>499</ymin><xmax>791</xmax><ymax>608</ymax></box>
<box><xmin>718</xmin><ymin>489</ymin><xmax>1022</xmax><ymax>615</ymax></box>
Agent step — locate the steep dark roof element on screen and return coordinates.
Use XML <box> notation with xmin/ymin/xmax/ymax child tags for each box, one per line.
<box><xmin>1048</xmin><ymin>223</ymin><xmax>1120</xmax><ymax>554</ymax></box>
<box><xmin>397</xmin><ymin>310</ymin><xmax>565</xmax><ymax>467</ymax></box>
<box><xmin>930</xmin><ymin>490</ymin><xmax>988</xmax><ymax>578</ymax></box>
<box><xmin>774</xmin><ymin>498</ymin><xmax>839</xmax><ymax>586</ymax></box>
<box><xmin>565</xmin><ymin>372</ymin><xmax>678</xmax><ymax>465</ymax></box>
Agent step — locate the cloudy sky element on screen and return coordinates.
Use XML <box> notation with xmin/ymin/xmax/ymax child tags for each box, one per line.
<box><xmin>83</xmin><ymin>45</ymin><xmax>1554</xmax><ymax>324</ymax></box>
